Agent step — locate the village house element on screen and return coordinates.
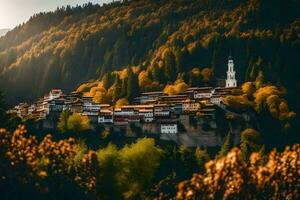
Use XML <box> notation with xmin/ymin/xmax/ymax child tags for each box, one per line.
<box><xmin>7</xmin><ymin>57</ymin><xmax>240</xmax><ymax>140</ymax></box>
<box><xmin>70</xmin><ymin>98</ymin><xmax>84</xmax><ymax>113</ymax></box>
<box><xmin>182</xmin><ymin>99</ymin><xmax>201</xmax><ymax>113</ymax></box>
<box><xmin>139</xmin><ymin>109</ymin><xmax>154</xmax><ymax>122</ymax></box>
<box><xmin>49</xmin><ymin>89</ymin><xmax>63</xmax><ymax>100</ymax></box>
<box><xmin>171</xmin><ymin>103</ymin><xmax>183</xmax><ymax>115</ymax></box>
<box><xmin>210</xmin><ymin>95</ymin><xmax>221</xmax><ymax>105</ymax></box>
<box><xmin>154</xmin><ymin>104</ymin><xmax>171</xmax><ymax>118</ymax></box>
<box><xmin>158</xmin><ymin>94</ymin><xmax>188</xmax><ymax>104</ymax></box>
<box><xmin>134</xmin><ymin>91</ymin><xmax>165</xmax><ymax>104</ymax></box>
<box><xmin>192</xmin><ymin>87</ymin><xmax>214</xmax><ymax>99</ymax></box>
<box><xmin>160</xmin><ymin>123</ymin><xmax>178</xmax><ymax>134</ymax></box>
<box><xmin>98</xmin><ymin>109</ymin><xmax>114</xmax><ymax>124</ymax></box>
<box><xmin>82</xmin><ymin>96</ymin><xmax>101</xmax><ymax>115</ymax></box>
<box><xmin>48</xmin><ymin>97</ymin><xmax>69</xmax><ymax>113</ymax></box>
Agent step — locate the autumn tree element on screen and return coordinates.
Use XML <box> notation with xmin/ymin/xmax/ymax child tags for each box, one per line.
<box><xmin>115</xmin><ymin>98</ymin><xmax>129</xmax><ymax>108</ymax></box>
<box><xmin>176</xmin><ymin>144</ymin><xmax>300</xmax><ymax>200</ymax></box>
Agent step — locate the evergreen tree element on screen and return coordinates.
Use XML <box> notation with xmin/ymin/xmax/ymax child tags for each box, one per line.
<box><xmin>194</xmin><ymin>147</ymin><xmax>210</xmax><ymax>172</ymax></box>
<box><xmin>120</xmin><ymin>77</ymin><xmax>128</xmax><ymax>98</ymax></box>
<box><xmin>0</xmin><ymin>91</ymin><xmax>7</xmax><ymax>126</ymax></box>
<box><xmin>126</xmin><ymin>70</ymin><xmax>140</xmax><ymax>102</ymax></box>
<box><xmin>57</xmin><ymin>110</ymin><xmax>71</xmax><ymax>133</ymax></box>
<box><xmin>217</xmin><ymin>132</ymin><xmax>233</xmax><ymax>158</ymax></box>
<box><xmin>163</xmin><ymin>51</ymin><xmax>177</xmax><ymax>82</ymax></box>
<box><xmin>102</xmin><ymin>72</ymin><xmax>113</xmax><ymax>90</ymax></box>
<box><xmin>240</xmin><ymin>128</ymin><xmax>262</xmax><ymax>161</ymax></box>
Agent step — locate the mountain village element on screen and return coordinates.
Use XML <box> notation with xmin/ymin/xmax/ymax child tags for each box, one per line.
<box><xmin>8</xmin><ymin>57</ymin><xmax>242</xmax><ymax>146</ymax></box>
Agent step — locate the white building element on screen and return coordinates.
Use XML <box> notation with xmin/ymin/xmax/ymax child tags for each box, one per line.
<box><xmin>49</xmin><ymin>89</ymin><xmax>63</xmax><ymax>100</ymax></box>
<box><xmin>182</xmin><ymin>100</ymin><xmax>201</xmax><ymax>112</ymax></box>
<box><xmin>226</xmin><ymin>57</ymin><xmax>237</xmax><ymax>88</ymax></box>
<box><xmin>210</xmin><ymin>96</ymin><xmax>221</xmax><ymax>105</ymax></box>
<box><xmin>161</xmin><ymin>124</ymin><xmax>178</xmax><ymax>134</ymax></box>
<box><xmin>139</xmin><ymin>109</ymin><xmax>154</xmax><ymax>122</ymax></box>
<box><xmin>98</xmin><ymin>110</ymin><xmax>114</xmax><ymax>124</ymax></box>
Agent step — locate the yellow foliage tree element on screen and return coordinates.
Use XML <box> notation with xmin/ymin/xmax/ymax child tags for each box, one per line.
<box><xmin>93</xmin><ymin>91</ymin><xmax>112</xmax><ymax>104</ymax></box>
<box><xmin>115</xmin><ymin>98</ymin><xmax>129</xmax><ymax>108</ymax></box>
<box><xmin>241</xmin><ymin>82</ymin><xmax>256</xmax><ymax>98</ymax></box>
<box><xmin>163</xmin><ymin>79</ymin><xmax>188</xmax><ymax>95</ymax></box>
<box><xmin>67</xmin><ymin>113</ymin><xmax>91</xmax><ymax>134</ymax></box>
<box><xmin>223</xmin><ymin>95</ymin><xmax>253</xmax><ymax>110</ymax></box>
<box><xmin>138</xmin><ymin>70</ymin><xmax>151</xmax><ymax>88</ymax></box>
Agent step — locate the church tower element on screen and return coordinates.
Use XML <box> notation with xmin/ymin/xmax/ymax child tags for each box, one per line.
<box><xmin>225</xmin><ymin>56</ymin><xmax>237</xmax><ymax>88</ymax></box>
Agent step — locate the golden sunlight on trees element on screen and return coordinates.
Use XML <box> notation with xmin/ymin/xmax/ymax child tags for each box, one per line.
<box><xmin>240</xmin><ymin>128</ymin><xmax>262</xmax><ymax>160</ymax></box>
<box><xmin>241</xmin><ymin>82</ymin><xmax>256</xmax><ymax>99</ymax></box>
<box><xmin>223</xmin><ymin>95</ymin><xmax>253</xmax><ymax>110</ymax></box>
<box><xmin>115</xmin><ymin>98</ymin><xmax>129</xmax><ymax>108</ymax></box>
<box><xmin>253</xmin><ymin>85</ymin><xmax>296</xmax><ymax>120</ymax></box>
<box><xmin>138</xmin><ymin>70</ymin><xmax>151</xmax><ymax>88</ymax></box>
<box><xmin>176</xmin><ymin>144</ymin><xmax>300</xmax><ymax>200</ymax></box>
<box><xmin>163</xmin><ymin>79</ymin><xmax>188</xmax><ymax>95</ymax></box>
<box><xmin>93</xmin><ymin>91</ymin><xmax>112</xmax><ymax>104</ymax></box>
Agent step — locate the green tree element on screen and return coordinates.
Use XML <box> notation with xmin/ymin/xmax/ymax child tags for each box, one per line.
<box><xmin>163</xmin><ymin>50</ymin><xmax>177</xmax><ymax>82</ymax></box>
<box><xmin>126</xmin><ymin>70</ymin><xmax>140</xmax><ymax>102</ymax></box>
<box><xmin>178</xmin><ymin>145</ymin><xmax>198</xmax><ymax>177</ymax></box>
<box><xmin>217</xmin><ymin>132</ymin><xmax>233</xmax><ymax>158</ymax></box>
<box><xmin>102</xmin><ymin>72</ymin><xmax>114</xmax><ymax>90</ymax></box>
<box><xmin>0</xmin><ymin>91</ymin><xmax>7</xmax><ymax>126</ymax></box>
<box><xmin>57</xmin><ymin>110</ymin><xmax>71</xmax><ymax>133</ymax></box>
<box><xmin>67</xmin><ymin>113</ymin><xmax>91</xmax><ymax>134</ymax></box>
<box><xmin>96</xmin><ymin>144</ymin><xmax>121</xmax><ymax>199</ymax></box>
<box><xmin>194</xmin><ymin>147</ymin><xmax>210</xmax><ymax>172</ymax></box>
<box><xmin>118</xmin><ymin>138</ymin><xmax>162</xmax><ymax>199</ymax></box>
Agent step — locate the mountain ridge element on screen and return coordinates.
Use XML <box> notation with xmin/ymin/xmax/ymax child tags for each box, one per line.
<box><xmin>0</xmin><ymin>28</ymin><xmax>10</xmax><ymax>37</ymax></box>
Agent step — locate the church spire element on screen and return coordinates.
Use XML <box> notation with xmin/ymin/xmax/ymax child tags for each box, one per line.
<box><xmin>225</xmin><ymin>56</ymin><xmax>237</xmax><ymax>88</ymax></box>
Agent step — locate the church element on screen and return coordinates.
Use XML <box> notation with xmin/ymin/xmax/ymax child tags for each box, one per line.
<box><xmin>225</xmin><ymin>56</ymin><xmax>237</xmax><ymax>88</ymax></box>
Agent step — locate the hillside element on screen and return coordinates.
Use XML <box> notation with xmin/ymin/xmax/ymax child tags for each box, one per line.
<box><xmin>0</xmin><ymin>0</ymin><xmax>300</xmax><ymax>108</ymax></box>
<box><xmin>0</xmin><ymin>29</ymin><xmax>10</xmax><ymax>37</ymax></box>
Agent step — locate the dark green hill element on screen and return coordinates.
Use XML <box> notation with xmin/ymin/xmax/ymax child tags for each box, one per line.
<box><xmin>0</xmin><ymin>0</ymin><xmax>299</xmax><ymax>108</ymax></box>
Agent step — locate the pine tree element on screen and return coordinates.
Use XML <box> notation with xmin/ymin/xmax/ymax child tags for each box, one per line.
<box><xmin>240</xmin><ymin>128</ymin><xmax>262</xmax><ymax>161</ymax></box>
<box><xmin>163</xmin><ymin>51</ymin><xmax>177</xmax><ymax>82</ymax></box>
<box><xmin>126</xmin><ymin>69</ymin><xmax>140</xmax><ymax>102</ymax></box>
<box><xmin>57</xmin><ymin>110</ymin><xmax>71</xmax><ymax>133</ymax></box>
<box><xmin>102</xmin><ymin>72</ymin><xmax>113</xmax><ymax>90</ymax></box>
<box><xmin>217</xmin><ymin>132</ymin><xmax>233</xmax><ymax>158</ymax></box>
<box><xmin>0</xmin><ymin>91</ymin><xmax>7</xmax><ymax>126</ymax></box>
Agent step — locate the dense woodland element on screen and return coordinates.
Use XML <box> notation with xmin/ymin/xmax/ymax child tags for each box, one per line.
<box><xmin>0</xmin><ymin>0</ymin><xmax>300</xmax><ymax>199</ymax></box>
<box><xmin>0</xmin><ymin>0</ymin><xmax>300</xmax><ymax>108</ymax></box>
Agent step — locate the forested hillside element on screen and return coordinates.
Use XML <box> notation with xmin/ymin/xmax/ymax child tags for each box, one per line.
<box><xmin>0</xmin><ymin>0</ymin><xmax>300</xmax><ymax>108</ymax></box>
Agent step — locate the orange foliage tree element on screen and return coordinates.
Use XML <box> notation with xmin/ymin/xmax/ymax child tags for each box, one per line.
<box><xmin>176</xmin><ymin>144</ymin><xmax>300</xmax><ymax>200</ymax></box>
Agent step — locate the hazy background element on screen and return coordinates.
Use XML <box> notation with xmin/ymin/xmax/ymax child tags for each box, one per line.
<box><xmin>0</xmin><ymin>0</ymin><xmax>112</xmax><ymax>29</ymax></box>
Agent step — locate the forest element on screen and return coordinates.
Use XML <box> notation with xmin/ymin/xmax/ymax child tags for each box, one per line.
<box><xmin>0</xmin><ymin>0</ymin><xmax>299</xmax><ymax>110</ymax></box>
